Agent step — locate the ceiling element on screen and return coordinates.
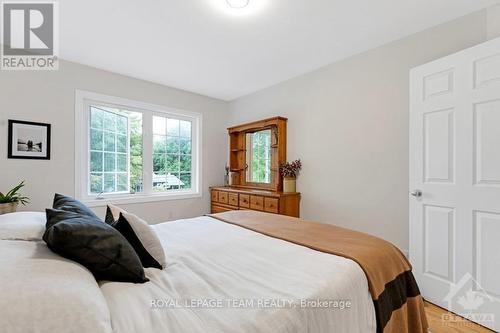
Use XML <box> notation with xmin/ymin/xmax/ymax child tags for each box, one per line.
<box><xmin>60</xmin><ymin>0</ymin><xmax>499</xmax><ymax>101</ymax></box>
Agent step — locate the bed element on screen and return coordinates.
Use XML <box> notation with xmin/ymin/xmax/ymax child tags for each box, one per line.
<box><xmin>0</xmin><ymin>211</ymin><xmax>426</xmax><ymax>333</ymax></box>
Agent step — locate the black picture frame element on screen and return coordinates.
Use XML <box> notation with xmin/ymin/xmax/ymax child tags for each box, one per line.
<box><xmin>8</xmin><ymin>120</ymin><xmax>51</xmax><ymax>160</ymax></box>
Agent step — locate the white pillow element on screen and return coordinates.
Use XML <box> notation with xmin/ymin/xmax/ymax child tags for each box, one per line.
<box><xmin>107</xmin><ymin>205</ymin><xmax>166</xmax><ymax>268</ymax></box>
<box><xmin>0</xmin><ymin>212</ymin><xmax>46</xmax><ymax>241</ymax></box>
<box><xmin>0</xmin><ymin>239</ymin><xmax>113</xmax><ymax>333</ymax></box>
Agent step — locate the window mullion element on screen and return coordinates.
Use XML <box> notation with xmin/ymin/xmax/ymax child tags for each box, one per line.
<box><xmin>142</xmin><ymin>111</ymin><xmax>153</xmax><ymax>195</ymax></box>
<box><xmin>114</xmin><ymin>125</ymin><xmax>118</xmax><ymax>193</ymax></box>
<box><xmin>101</xmin><ymin>120</ymin><xmax>105</xmax><ymax>194</ymax></box>
<box><xmin>127</xmin><ymin>116</ymin><xmax>131</xmax><ymax>194</ymax></box>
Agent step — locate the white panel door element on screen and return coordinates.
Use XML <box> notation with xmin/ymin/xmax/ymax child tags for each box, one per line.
<box><xmin>410</xmin><ymin>37</ymin><xmax>500</xmax><ymax>331</ymax></box>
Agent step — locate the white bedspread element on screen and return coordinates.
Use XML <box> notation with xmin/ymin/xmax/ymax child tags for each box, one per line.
<box><xmin>0</xmin><ymin>212</ymin><xmax>46</xmax><ymax>241</ymax></box>
<box><xmin>0</xmin><ymin>239</ymin><xmax>113</xmax><ymax>333</ymax></box>
<box><xmin>100</xmin><ymin>216</ymin><xmax>376</xmax><ymax>333</ymax></box>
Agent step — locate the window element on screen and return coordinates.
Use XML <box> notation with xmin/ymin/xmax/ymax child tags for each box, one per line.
<box><xmin>246</xmin><ymin>129</ymin><xmax>271</xmax><ymax>183</ymax></box>
<box><xmin>152</xmin><ymin>116</ymin><xmax>192</xmax><ymax>191</ymax></box>
<box><xmin>75</xmin><ymin>90</ymin><xmax>201</xmax><ymax>205</ymax></box>
<box><xmin>89</xmin><ymin>106</ymin><xmax>142</xmax><ymax>194</ymax></box>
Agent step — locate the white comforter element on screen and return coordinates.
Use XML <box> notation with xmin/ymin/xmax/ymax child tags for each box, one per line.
<box><xmin>0</xmin><ymin>240</ymin><xmax>113</xmax><ymax>333</ymax></box>
<box><xmin>100</xmin><ymin>216</ymin><xmax>376</xmax><ymax>333</ymax></box>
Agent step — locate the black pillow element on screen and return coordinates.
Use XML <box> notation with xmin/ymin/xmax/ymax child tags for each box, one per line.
<box><xmin>105</xmin><ymin>205</ymin><xmax>117</xmax><ymax>225</ymax></box>
<box><xmin>43</xmin><ymin>208</ymin><xmax>148</xmax><ymax>283</ymax></box>
<box><xmin>109</xmin><ymin>211</ymin><xmax>162</xmax><ymax>269</ymax></box>
<box><xmin>52</xmin><ymin>193</ymin><xmax>100</xmax><ymax>219</ymax></box>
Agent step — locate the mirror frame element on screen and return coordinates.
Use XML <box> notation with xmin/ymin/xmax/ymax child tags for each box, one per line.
<box><xmin>227</xmin><ymin>116</ymin><xmax>287</xmax><ymax>192</ymax></box>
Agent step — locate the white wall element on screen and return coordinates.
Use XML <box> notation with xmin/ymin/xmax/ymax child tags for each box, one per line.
<box><xmin>0</xmin><ymin>60</ymin><xmax>228</xmax><ymax>223</ymax></box>
<box><xmin>487</xmin><ymin>3</ymin><xmax>500</xmax><ymax>39</ymax></box>
<box><xmin>229</xmin><ymin>10</ymin><xmax>495</xmax><ymax>251</ymax></box>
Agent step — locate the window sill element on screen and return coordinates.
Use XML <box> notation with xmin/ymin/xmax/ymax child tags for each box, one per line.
<box><xmin>82</xmin><ymin>191</ymin><xmax>202</xmax><ymax>207</ymax></box>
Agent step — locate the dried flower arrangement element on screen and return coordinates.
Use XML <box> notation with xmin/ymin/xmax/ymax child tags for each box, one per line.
<box><xmin>280</xmin><ymin>159</ymin><xmax>302</xmax><ymax>179</ymax></box>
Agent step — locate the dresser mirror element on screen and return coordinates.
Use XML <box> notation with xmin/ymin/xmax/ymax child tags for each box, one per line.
<box><xmin>245</xmin><ymin>129</ymin><xmax>272</xmax><ymax>184</ymax></box>
<box><xmin>228</xmin><ymin>117</ymin><xmax>287</xmax><ymax>192</ymax></box>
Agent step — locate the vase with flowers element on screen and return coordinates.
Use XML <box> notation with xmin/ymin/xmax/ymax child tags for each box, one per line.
<box><xmin>279</xmin><ymin>159</ymin><xmax>302</xmax><ymax>193</ymax></box>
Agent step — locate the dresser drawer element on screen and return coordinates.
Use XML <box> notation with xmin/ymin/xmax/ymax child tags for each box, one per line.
<box><xmin>218</xmin><ymin>191</ymin><xmax>228</xmax><ymax>204</ymax></box>
<box><xmin>264</xmin><ymin>197</ymin><xmax>279</xmax><ymax>213</ymax></box>
<box><xmin>211</xmin><ymin>190</ymin><xmax>218</xmax><ymax>203</ymax></box>
<box><xmin>228</xmin><ymin>193</ymin><xmax>239</xmax><ymax>207</ymax></box>
<box><xmin>239</xmin><ymin>194</ymin><xmax>250</xmax><ymax>208</ymax></box>
<box><xmin>250</xmin><ymin>195</ymin><xmax>264</xmax><ymax>211</ymax></box>
<box><xmin>211</xmin><ymin>205</ymin><xmax>233</xmax><ymax>214</ymax></box>
<box><xmin>210</xmin><ymin>187</ymin><xmax>300</xmax><ymax>218</ymax></box>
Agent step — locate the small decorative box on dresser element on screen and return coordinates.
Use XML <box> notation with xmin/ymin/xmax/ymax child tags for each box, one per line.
<box><xmin>210</xmin><ymin>187</ymin><xmax>301</xmax><ymax>218</ymax></box>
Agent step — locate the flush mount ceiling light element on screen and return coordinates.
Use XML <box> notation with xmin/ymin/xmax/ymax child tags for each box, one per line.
<box><xmin>211</xmin><ymin>0</ymin><xmax>266</xmax><ymax>16</ymax></box>
<box><xmin>226</xmin><ymin>0</ymin><xmax>249</xmax><ymax>9</ymax></box>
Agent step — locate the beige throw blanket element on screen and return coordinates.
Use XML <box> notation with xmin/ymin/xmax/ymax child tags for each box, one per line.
<box><xmin>208</xmin><ymin>210</ymin><xmax>428</xmax><ymax>333</ymax></box>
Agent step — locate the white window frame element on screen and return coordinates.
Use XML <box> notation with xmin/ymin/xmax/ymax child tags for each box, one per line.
<box><xmin>75</xmin><ymin>90</ymin><xmax>202</xmax><ymax>207</ymax></box>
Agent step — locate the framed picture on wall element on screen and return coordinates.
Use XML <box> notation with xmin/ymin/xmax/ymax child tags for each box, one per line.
<box><xmin>8</xmin><ymin>120</ymin><xmax>51</xmax><ymax>160</ymax></box>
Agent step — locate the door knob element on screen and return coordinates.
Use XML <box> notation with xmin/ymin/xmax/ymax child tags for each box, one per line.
<box><xmin>410</xmin><ymin>190</ymin><xmax>422</xmax><ymax>198</ymax></box>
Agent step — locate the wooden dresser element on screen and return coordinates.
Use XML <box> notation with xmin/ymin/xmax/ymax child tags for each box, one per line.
<box><xmin>212</xmin><ymin>116</ymin><xmax>301</xmax><ymax>218</ymax></box>
<box><xmin>210</xmin><ymin>187</ymin><xmax>301</xmax><ymax>218</ymax></box>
